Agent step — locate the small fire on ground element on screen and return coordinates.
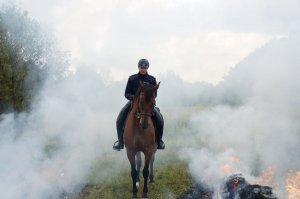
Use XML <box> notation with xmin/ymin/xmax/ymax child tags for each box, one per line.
<box><xmin>286</xmin><ymin>171</ymin><xmax>300</xmax><ymax>199</ymax></box>
<box><xmin>222</xmin><ymin>156</ymin><xmax>300</xmax><ymax>199</ymax></box>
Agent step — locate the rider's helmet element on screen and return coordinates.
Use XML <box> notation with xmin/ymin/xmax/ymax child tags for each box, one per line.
<box><xmin>138</xmin><ymin>58</ymin><xmax>149</xmax><ymax>68</ymax></box>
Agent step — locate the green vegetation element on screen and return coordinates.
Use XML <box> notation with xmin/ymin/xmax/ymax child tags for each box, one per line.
<box><xmin>71</xmin><ymin>160</ymin><xmax>192</xmax><ymax>199</ymax></box>
<box><xmin>0</xmin><ymin>5</ymin><xmax>68</xmax><ymax>113</ymax></box>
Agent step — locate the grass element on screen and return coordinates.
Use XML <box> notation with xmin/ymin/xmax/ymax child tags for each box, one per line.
<box><xmin>70</xmin><ymin>155</ymin><xmax>193</xmax><ymax>199</ymax></box>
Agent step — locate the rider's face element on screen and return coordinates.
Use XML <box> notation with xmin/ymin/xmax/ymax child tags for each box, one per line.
<box><xmin>139</xmin><ymin>66</ymin><xmax>148</xmax><ymax>75</ymax></box>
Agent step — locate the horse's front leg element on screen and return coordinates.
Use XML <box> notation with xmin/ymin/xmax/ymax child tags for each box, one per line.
<box><xmin>127</xmin><ymin>150</ymin><xmax>138</xmax><ymax>199</ymax></box>
<box><xmin>149</xmin><ymin>152</ymin><xmax>156</xmax><ymax>183</ymax></box>
<box><xmin>142</xmin><ymin>152</ymin><xmax>152</xmax><ymax>199</ymax></box>
<box><xmin>131</xmin><ymin>165</ymin><xmax>138</xmax><ymax>199</ymax></box>
<box><xmin>135</xmin><ymin>151</ymin><xmax>142</xmax><ymax>187</ymax></box>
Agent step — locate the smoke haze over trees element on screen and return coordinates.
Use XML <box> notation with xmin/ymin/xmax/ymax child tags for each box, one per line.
<box><xmin>0</xmin><ymin>5</ymin><xmax>68</xmax><ymax>113</ymax></box>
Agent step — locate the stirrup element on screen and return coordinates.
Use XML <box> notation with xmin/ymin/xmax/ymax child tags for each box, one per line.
<box><xmin>113</xmin><ymin>140</ymin><xmax>124</xmax><ymax>151</ymax></box>
<box><xmin>157</xmin><ymin>140</ymin><xmax>165</xmax><ymax>150</ymax></box>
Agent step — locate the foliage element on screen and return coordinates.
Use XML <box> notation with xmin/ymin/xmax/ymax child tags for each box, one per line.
<box><xmin>0</xmin><ymin>5</ymin><xmax>68</xmax><ymax>113</ymax></box>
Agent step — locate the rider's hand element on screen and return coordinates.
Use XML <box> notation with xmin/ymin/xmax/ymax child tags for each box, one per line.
<box><xmin>129</xmin><ymin>95</ymin><xmax>134</xmax><ymax>100</ymax></box>
<box><xmin>126</xmin><ymin>94</ymin><xmax>134</xmax><ymax>100</ymax></box>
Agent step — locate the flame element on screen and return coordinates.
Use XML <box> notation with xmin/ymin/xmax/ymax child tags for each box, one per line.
<box><xmin>229</xmin><ymin>156</ymin><xmax>240</xmax><ymax>164</ymax></box>
<box><xmin>222</xmin><ymin>164</ymin><xmax>234</xmax><ymax>174</ymax></box>
<box><xmin>257</xmin><ymin>166</ymin><xmax>276</xmax><ymax>187</ymax></box>
<box><xmin>221</xmin><ymin>156</ymin><xmax>240</xmax><ymax>174</ymax></box>
<box><xmin>286</xmin><ymin>171</ymin><xmax>300</xmax><ymax>199</ymax></box>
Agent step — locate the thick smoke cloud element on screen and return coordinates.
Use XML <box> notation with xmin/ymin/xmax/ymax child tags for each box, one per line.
<box><xmin>0</xmin><ymin>67</ymin><xmax>129</xmax><ymax>198</ymax></box>
<box><xmin>182</xmin><ymin>36</ymin><xmax>300</xmax><ymax>198</ymax></box>
<box><xmin>0</xmin><ymin>66</ymin><xmax>204</xmax><ymax>198</ymax></box>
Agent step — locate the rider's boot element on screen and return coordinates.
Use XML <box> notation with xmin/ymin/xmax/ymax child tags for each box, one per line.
<box><xmin>113</xmin><ymin>102</ymin><xmax>131</xmax><ymax>151</ymax></box>
<box><xmin>113</xmin><ymin>140</ymin><xmax>124</xmax><ymax>151</ymax></box>
<box><xmin>113</xmin><ymin>121</ymin><xmax>124</xmax><ymax>151</ymax></box>
<box><xmin>153</xmin><ymin>107</ymin><xmax>165</xmax><ymax>150</ymax></box>
<box><xmin>157</xmin><ymin>138</ymin><xmax>165</xmax><ymax>150</ymax></box>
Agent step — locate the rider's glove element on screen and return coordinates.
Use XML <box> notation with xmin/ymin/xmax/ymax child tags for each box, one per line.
<box><xmin>129</xmin><ymin>95</ymin><xmax>134</xmax><ymax>100</ymax></box>
<box><xmin>126</xmin><ymin>94</ymin><xmax>134</xmax><ymax>100</ymax></box>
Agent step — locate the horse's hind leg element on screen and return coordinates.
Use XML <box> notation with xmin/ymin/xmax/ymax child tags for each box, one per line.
<box><xmin>127</xmin><ymin>150</ymin><xmax>138</xmax><ymax>199</ymax></box>
<box><xmin>135</xmin><ymin>152</ymin><xmax>142</xmax><ymax>187</ymax></box>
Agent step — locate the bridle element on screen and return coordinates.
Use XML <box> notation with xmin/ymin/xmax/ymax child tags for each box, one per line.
<box><xmin>136</xmin><ymin>111</ymin><xmax>152</xmax><ymax>118</ymax></box>
<box><xmin>136</xmin><ymin>99</ymin><xmax>153</xmax><ymax>118</ymax></box>
<box><xmin>135</xmin><ymin>92</ymin><xmax>154</xmax><ymax>119</ymax></box>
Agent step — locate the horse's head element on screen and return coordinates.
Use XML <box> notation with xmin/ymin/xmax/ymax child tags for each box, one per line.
<box><xmin>135</xmin><ymin>81</ymin><xmax>160</xmax><ymax>129</ymax></box>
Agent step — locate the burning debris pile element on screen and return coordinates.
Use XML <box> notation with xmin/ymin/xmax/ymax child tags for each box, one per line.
<box><xmin>178</xmin><ymin>174</ymin><xmax>277</xmax><ymax>199</ymax></box>
<box><xmin>239</xmin><ymin>184</ymin><xmax>276</xmax><ymax>199</ymax></box>
<box><xmin>222</xmin><ymin>174</ymin><xmax>276</xmax><ymax>199</ymax></box>
<box><xmin>221</xmin><ymin>174</ymin><xmax>248</xmax><ymax>199</ymax></box>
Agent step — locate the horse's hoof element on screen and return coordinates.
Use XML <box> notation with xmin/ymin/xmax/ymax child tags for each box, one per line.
<box><xmin>142</xmin><ymin>193</ymin><xmax>148</xmax><ymax>199</ymax></box>
<box><xmin>150</xmin><ymin>179</ymin><xmax>155</xmax><ymax>183</ymax></box>
<box><xmin>133</xmin><ymin>194</ymin><xmax>138</xmax><ymax>199</ymax></box>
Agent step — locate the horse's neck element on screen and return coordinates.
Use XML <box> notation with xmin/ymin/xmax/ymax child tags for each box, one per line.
<box><xmin>130</xmin><ymin>99</ymin><xmax>139</xmax><ymax>114</ymax></box>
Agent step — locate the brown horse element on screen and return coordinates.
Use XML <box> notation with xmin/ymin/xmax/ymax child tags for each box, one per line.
<box><xmin>124</xmin><ymin>81</ymin><xmax>160</xmax><ymax>199</ymax></box>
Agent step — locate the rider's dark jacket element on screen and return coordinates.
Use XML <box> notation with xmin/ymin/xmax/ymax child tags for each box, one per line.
<box><xmin>124</xmin><ymin>72</ymin><xmax>157</xmax><ymax>100</ymax></box>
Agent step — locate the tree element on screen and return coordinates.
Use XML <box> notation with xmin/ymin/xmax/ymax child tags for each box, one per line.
<box><xmin>0</xmin><ymin>5</ymin><xmax>69</xmax><ymax>113</ymax></box>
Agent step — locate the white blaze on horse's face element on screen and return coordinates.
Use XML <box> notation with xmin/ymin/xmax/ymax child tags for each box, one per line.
<box><xmin>138</xmin><ymin>82</ymin><xmax>160</xmax><ymax>129</ymax></box>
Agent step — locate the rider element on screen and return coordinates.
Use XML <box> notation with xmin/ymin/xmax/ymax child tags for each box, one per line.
<box><xmin>113</xmin><ymin>58</ymin><xmax>165</xmax><ymax>151</ymax></box>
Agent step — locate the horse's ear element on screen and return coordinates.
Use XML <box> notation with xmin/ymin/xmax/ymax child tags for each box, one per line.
<box><xmin>154</xmin><ymin>82</ymin><xmax>160</xmax><ymax>91</ymax></box>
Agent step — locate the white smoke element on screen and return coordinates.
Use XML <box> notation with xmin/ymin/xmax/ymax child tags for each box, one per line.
<box><xmin>0</xmin><ymin>68</ymin><xmax>130</xmax><ymax>198</ymax></box>
<box><xmin>1</xmin><ymin>1</ymin><xmax>300</xmax><ymax>198</ymax></box>
<box><xmin>182</xmin><ymin>36</ymin><xmax>300</xmax><ymax>198</ymax></box>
